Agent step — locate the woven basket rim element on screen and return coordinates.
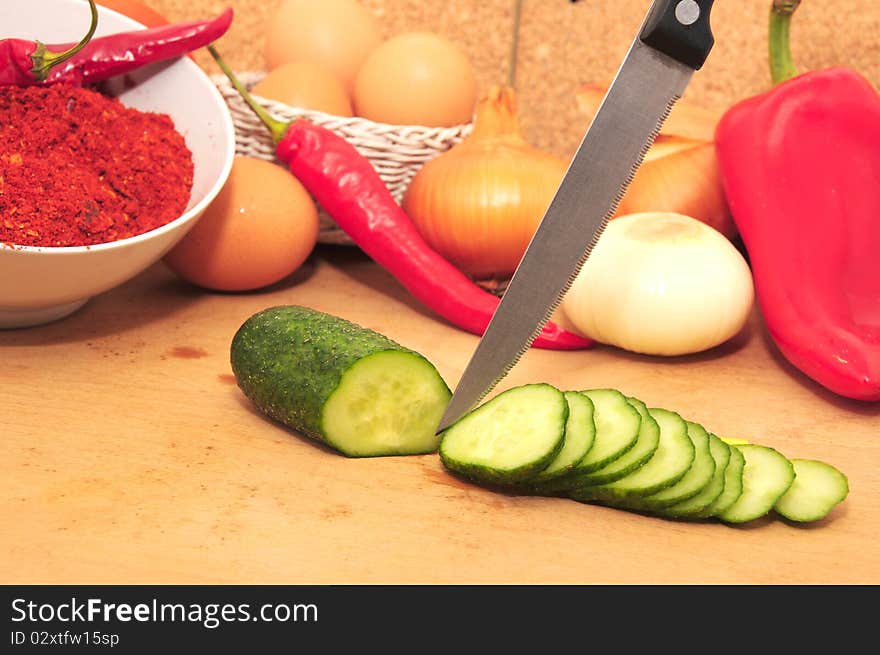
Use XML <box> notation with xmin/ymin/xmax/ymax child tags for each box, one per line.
<box><xmin>211</xmin><ymin>71</ymin><xmax>475</xmax><ymax>136</ymax></box>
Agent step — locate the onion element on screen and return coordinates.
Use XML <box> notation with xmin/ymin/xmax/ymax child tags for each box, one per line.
<box><xmin>617</xmin><ymin>135</ymin><xmax>737</xmax><ymax>240</ymax></box>
<box><xmin>561</xmin><ymin>212</ymin><xmax>754</xmax><ymax>356</ymax></box>
<box><xmin>576</xmin><ymin>83</ymin><xmax>721</xmax><ymax>142</ymax></box>
<box><xmin>402</xmin><ymin>86</ymin><xmax>568</xmax><ymax>282</ymax></box>
<box><xmin>577</xmin><ymin>84</ymin><xmax>736</xmax><ymax>240</ymax></box>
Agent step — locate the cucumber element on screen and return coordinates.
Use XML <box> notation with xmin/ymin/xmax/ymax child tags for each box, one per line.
<box><xmin>718</xmin><ymin>445</ymin><xmax>796</xmax><ymax>524</ymax></box>
<box><xmin>569</xmin><ymin>396</ymin><xmax>660</xmax><ymax>487</ymax></box>
<box><xmin>529</xmin><ymin>391</ymin><xmax>596</xmax><ymax>484</ymax></box>
<box><xmin>438</xmin><ymin>383</ymin><xmax>568</xmax><ymax>486</ymax></box>
<box><xmin>571</xmin><ymin>407</ymin><xmax>694</xmax><ymax>505</ymax></box>
<box><xmin>639</xmin><ymin>421</ymin><xmax>716</xmax><ymax>510</ymax></box>
<box><xmin>658</xmin><ymin>433</ymin><xmax>731</xmax><ymax>519</ymax></box>
<box><xmin>230</xmin><ymin>305</ymin><xmax>451</xmax><ymax>457</ymax></box>
<box><xmin>774</xmin><ymin>459</ymin><xmax>849</xmax><ymax>523</ymax></box>
<box><xmin>572</xmin><ymin>389</ymin><xmax>641</xmax><ymax>473</ymax></box>
<box><xmin>531</xmin><ymin>388</ymin><xmax>640</xmax><ymax>494</ymax></box>
<box><xmin>699</xmin><ymin>444</ymin><xmax>745</xmax><ymax>518</ymax></box>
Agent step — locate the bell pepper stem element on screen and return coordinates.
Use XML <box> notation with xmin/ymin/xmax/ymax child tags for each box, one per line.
<box><xmin>31</xmin><ymin>0</ymin><xmax>99</xmax><ymax>81</ymax></box>
<box><xmin>207</xmin><ymin>44</ymin><xmax>289</xmax><ymax>145</ymax></box>
<box><xmin>769</xmin><ymin>0</ymin><xmax>801</xmax><ymax>85</ymax></box>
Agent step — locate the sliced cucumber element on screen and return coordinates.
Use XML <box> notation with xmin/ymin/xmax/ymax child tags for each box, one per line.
<box><xmin>571</xmin><ymin>407</ymin><xmax>694</xmax><ymax>504</ymax></box>
<box><xmin>569</xmin><ymin>397</ymin><xmax>660</xmax><ymax>487</ymax></box>
<box><xmin>531</xmin><ymin>388</ymin><xmax>641</xmax><ymax>494</ymax></box>
<box><xmin>699</xmin><ymin>445</ymin><xmax>745</xmax><ymax>518</ymax></box>
<box><xmin>659</xmin><ymin>433</ymin><xmax>730</xmax><ymax>519</ymax></box>
<box><xmin>572</xmin><ymin>389</ymin><xmax>641</xmax><ymax>473</ymax></box>
<box><xmin>718</xmin><ymin>445</ymin><xmax>795</xmax><ymax>524</ymax></box>
<box><xmin>530</xmin><ymin>391</ymin><xmax>596</xmax><ymax>483</ymax></box>
<box><xmin>230</xmin><ymin>305</ymin><xmax>451</xmax><ymax>457</ymax></box>
<box><xmin>438</xmin><ymin>383</ymin><xmax>567</xmax><ymax>486</ymax></box>
<box><xmin>640</xmin><ymin>421</ymin><xmax>716</xmax><ymax>510</ymax></box>
<box><xmin>774</xmin><ymin>459</ymin><xmax>849</xmax><ymax>523</ymax></box>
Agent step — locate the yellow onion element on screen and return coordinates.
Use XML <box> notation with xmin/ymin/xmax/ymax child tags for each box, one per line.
<box><xmin>577</xmin><ymin>83</ymin><xmax>736</xmax><ymax>240</ymax></box>
<box><xmin>402</xmin><ymin>85</ymin><xmax>568</xmax><ymax>281</ymax></box>
<box><xmin>617</xmin><ymin>134</ymin><xmax>737</xmax><ymax>240</ymax></box>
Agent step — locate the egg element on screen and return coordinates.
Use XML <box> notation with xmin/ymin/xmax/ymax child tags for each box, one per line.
<box><xmin>353</xmin><ymin>32</ymin><xmax>478</xmax><ymax>127</ymax></box>
<box><xmin>251</xmin><ymin>61</ymin><xmax>353</xmax><ymax>116</ymax></box>
<box><xmin>163</xmin><ymin>156</ymin><xmax>320</xmax><ymax>292</ymax></box>
<box><xmin>96</xmin><ymin>0</ymin><xmax>169</xmax><ymax>27</ymax></box>
<box><xmin>263</xmin><ymin>0</ymin><xmax>383</xmax><ymax>94</ymax></box>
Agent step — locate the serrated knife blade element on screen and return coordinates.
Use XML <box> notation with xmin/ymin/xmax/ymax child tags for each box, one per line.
<box><xmin>436</xmin><ymin>0</ymin><xmax>716</xmax><ymax>432</ymax></box>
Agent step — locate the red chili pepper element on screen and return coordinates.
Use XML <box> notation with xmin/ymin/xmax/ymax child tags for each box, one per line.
<box><xmin>1</xmin><ymin>0</ymin><xmax>98</xmax><ymax>85</ymax></box>
<box><xmin>714</xmin><ymin>0</ymin><xmax>880</xmax><ymax>402</ymax></box>
<box><xmin>1</xmin><ymin>2</ymin><xmax>232</xmax><ymax>87</ymax></box>
<box><xmin>208</xmin><ymin>46</ymin><xmax>592</xmax><ymax>351</ymax></box>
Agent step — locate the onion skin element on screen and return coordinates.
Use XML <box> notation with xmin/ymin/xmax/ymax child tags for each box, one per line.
<box><xmin>402</xmin><ymin>86</ymin><xmax>568</xmax><ymax>281</ymax></box>
<box><xmin>617</xmin><ymin>135</ymin><xmax>737</xmax><ymax>241</ymax></box>
<box><xmin>562</xmin><ymin>212</ymin><xmax>754</xmax><ymax>357</ymax></box>
<box><xmin>576</xmin><ymin>83</ymin><xmax>721</xmax><ymax>142</ymax></box>
<box><xmin>577</xmin><ymin>84</ymin><xmax>736</xmax><ymax>240</ymax></box>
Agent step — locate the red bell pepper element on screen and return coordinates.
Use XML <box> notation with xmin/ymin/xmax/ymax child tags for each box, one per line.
<box><xmin>715</xmin><ymin>0</ymin><xmax>880</xmax><ymax>402</ymax></box>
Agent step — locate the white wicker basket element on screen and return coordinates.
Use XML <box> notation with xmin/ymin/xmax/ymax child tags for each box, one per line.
<box><xmin>212</xmin><ymin>71</ymin><xmax>473</xmax><ymax>245</ymax></box>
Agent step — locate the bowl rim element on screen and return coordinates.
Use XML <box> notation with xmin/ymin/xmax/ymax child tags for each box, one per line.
<box><xmin>0</xmin><ymin>4</ymin><xmax>236</xmax><ymax>256</ymax></box>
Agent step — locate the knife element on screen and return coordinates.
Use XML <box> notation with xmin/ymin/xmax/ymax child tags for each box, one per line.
<box><xmin>436</xmin><ymin>0</ymin><xmax>716</xmax><ymax>432</ymax></box>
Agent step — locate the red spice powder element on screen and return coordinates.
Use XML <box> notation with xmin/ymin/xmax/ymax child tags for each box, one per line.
<box><xmin>0</xmin><ymin>83</ymin><xmax>194</xmax><ymax>248</ymax></box>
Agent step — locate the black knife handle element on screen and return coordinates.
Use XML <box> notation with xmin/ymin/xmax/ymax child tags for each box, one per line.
<box><xmin>640</xmin><ymin>0</ymin><xmax>715</xmax><ymax>70</ymax></box>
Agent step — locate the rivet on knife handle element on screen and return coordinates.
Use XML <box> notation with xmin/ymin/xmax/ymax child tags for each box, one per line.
<box><xmin>640</xmin><ymin>0</ymin><xmax>715</xmax><ymax>70</ymax></box>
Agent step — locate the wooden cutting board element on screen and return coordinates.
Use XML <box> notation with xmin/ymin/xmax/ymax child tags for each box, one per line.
<box><xmin>2</xmin><ymin>248</ymin><xmax>878</xmax><ymax>584</ymax></box>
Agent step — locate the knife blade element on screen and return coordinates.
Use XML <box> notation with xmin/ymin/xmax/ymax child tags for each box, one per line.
<box><xmin>436</xmin><ymin>0</ymin><xmax>716</xmax><ymax>432</ymax></box>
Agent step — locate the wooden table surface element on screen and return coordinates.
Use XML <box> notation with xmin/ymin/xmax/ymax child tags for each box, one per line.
<box><xmin>2</xmin><ymin>247</ymin><xmax>878</xmax><ymax>585</ymax></box>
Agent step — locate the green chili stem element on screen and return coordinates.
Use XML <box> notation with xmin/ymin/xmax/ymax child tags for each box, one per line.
<box><xmin>208</xmin><ymin>44</ymin><xmax>288</xmax><ymax>145</ymax></box>
<box><xmin>769</xmin><ymin>0</ymin><xmax>801</xmax><ymax>85</ymax></box>
<box><xmin>31</xmin><ymin>0</ymin><xmax>99</xmax><ymax>81</ymax></box>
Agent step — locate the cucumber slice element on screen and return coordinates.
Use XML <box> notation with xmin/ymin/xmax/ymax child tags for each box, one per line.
<box><xmin>774</xmin><ymin>459</ymin><xmax>849</xmax><ymax>523</ymax></box>
<box><xmin>571</xmin><ymin>407</ymin><xmax>694</xmax><ymax>504</ymax></box>
<box><xmin>570</xmin><ymin>397</ymin><xmax>660</xmax><ymax>487</ymax></box>
<box><xmin>530</xmin><ymin>391</ymin><xmax>596</xmax><ymax>483</ymax></box>
<box><xmin>573</xmin><ymin>389</ymin><xmax>641</xmax><ymax>473</ymax></box>
<box><xmin>659</xmin><ymin>433</ymin><xmax>730</xmax><ymax>519</ymax></box>
<box><xmin>439</xmin><ymin>384</ymin><xmax>567</xmax><ymax>486</ymax></box>
<box><xmin>531</xmin><ymin>388</ymin><xmax>641</xmax><ymax>494</ymax></box>
<box><xmin>718</xmin><ymin>445</ymin><xmax>795</xmax><ymax>524</ymax></box>
<box><xmin>231</xmin><ymin>305</ymin><xmax>451</xmax><ymax>457</ymax></box>
<box><xmin>699</xmin><ymin>445</ymin><xmax>745</xmax><ymax>518</ymax></box>
<box><xmin>640</xmin><ymin>421</ymin><xmax>716</xmax><ymax>509</ymax></box>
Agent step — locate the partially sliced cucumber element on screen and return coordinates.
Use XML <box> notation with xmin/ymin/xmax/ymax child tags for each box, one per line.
<box><xmin>530</xmin><ymin>391</ymin><xmax>596</xmax><ymax>483</ymax></box>
<box><xmin>774</xmin><ymin>459</ymin><xmax>849</xmax><ymax>523</ymax></box>
<box><xmin>322</xmin><ymin>351</ymin><xmax>452</xmax><ymax>456</ymax></box>
<box><xmin>570</xmin><ymin>396</ymin><xmax>660</xmax><ymax>487</ymax></box>
<box><xmin>438</xmin><ymin>383</ymin><xmax>567</xmax><ymax>486</ymax></box>
<box><xmin>571</xmin><ymin>407</ymin><xmax>694</xmax><ymax>504</ymax></box>
<box><xmin>699</xmin><ymin>445</ymin><xmax>745</xmax><ymax>518</ymax></box>
<box><xmin>659</xmin><ymin>433</ymin><xmax>730</xmax><ymax>519</ymax></box>
<box><xmin>640</xmin><ymin>421</ymin><xmax>715</xmax><ymax>510</ymax></box>
<box><xmin>718</xmin><ymin>445</ymin><xmax>795</xmax><ymax>524</ymax></box>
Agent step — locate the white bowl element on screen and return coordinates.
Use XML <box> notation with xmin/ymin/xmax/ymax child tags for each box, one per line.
<box><xmin>0</xmin><ymin>0</ymin><xmax>235</xmax><ymax>328</ymax></box>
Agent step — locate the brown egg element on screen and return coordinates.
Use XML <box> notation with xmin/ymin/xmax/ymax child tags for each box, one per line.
<box><xmin>163</xmin><ymin>156</ymin><xmax>319</xmax><ymax>292</ymax></box>
<box><xmin>251</xmin><ymin>61</ymin><xmax>353</xmax><ymax>116</ymax></box>
<box><xmin>263</xmin><ymin>0</ymin><xmax>383</xmax><ymax>94</ymax></box>
<box><xmin>353</xmin><ymin>32</ymin><xmax>478</xmax><ymax>127</ymax></box>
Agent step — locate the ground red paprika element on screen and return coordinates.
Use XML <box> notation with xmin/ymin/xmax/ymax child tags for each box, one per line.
<box><xmin>0</xmin><ymin>83</ymin><xmax>193</xmax><ymax>248</ymax></box>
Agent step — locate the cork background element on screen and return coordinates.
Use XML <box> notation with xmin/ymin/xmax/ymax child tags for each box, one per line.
<box><xmin>150</xmin><ymin>0</ymin><xmax>879</xmax><ymax>159</ymax></box>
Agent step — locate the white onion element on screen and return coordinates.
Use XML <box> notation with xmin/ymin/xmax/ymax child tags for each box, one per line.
<box><xmin>561</xmin><ymin>212</ymin><xmax>754</xmax><ymax>356</ymax></box>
